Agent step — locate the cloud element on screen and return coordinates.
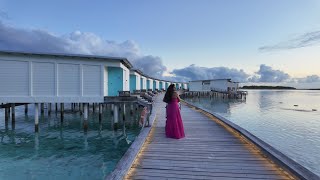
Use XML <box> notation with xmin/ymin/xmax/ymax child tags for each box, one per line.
<box><xmin>259</xmin><ymin>31</ymin><xmax>320</xmax><ymax>52</ymax></box>
<box><xmin>132</xmin><ymin>55</ymin><xmax>167</xmax><ymax>78</ymax></box>
<box><xmin>172</xmin><ymin>64</ymin><xmax>250</xmax><ymax>82</ymax></box>
<box><xmin>0</xmin><ymin>10</ymin><xmax>9</xmax><ymax>20</ymax></box>
<box><xmin>296</xmin><ymin>75</ymin><xmax>320</xmax><ymax>83</ymax></box>
<box><xmin>249</xmin><ymin>64</ymin><xmax>290</xmax><ymax>82</ymax></box>
<box><xmin>172</xmin><ymin>64</ymin><xmax>294</xmax><ymax>83</ymax></box>
<box><xmin>0</xmin><ymin>21</ymin><xmax>167</xmax><ymax>79</ymax></box>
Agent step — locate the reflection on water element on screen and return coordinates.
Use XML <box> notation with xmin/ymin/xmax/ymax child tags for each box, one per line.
<box><xmin>0</xmin><ymin>103</ymin><xmax>142</xmax><ymax>180</ymax></box>
<box><xmin>184</xmin><ymin>90</ymin><xmax>320</xmax><ymax>176</ymax></box>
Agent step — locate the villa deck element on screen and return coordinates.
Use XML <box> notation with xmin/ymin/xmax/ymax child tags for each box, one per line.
<box><xmin>125</xmin><ymin>95</ymin><xmax>295</xmax><ymax>180</ymax></box>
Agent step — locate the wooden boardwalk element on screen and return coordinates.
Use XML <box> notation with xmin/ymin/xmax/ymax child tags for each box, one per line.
<box><xmin>125</xmin><ymin>95</ymin><xmax>295</xmax><ymax>180</ymax></box>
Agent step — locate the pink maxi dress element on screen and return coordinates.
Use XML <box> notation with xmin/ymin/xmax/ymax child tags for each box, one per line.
<box><xmin>165</xmin><ymin>97</ymin><xmax>185</xmax><ymax>139</ymax></box>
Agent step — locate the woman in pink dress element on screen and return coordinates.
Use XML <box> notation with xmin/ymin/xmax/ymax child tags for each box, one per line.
<box><xmin>163</xmin><ymin>84</ymin><xmax>185</xmax><ymax>139</ymax></box>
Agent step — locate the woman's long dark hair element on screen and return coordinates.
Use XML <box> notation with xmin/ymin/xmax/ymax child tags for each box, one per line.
<box><xmin>163</xmin><ymin>84</ymin><xmax>175</xmax><ymax>103</ymax></box>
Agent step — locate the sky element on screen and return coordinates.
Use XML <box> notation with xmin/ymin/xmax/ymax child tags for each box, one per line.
<box><xmin>0</xmin><ymin>0</ymin><xmax>320</xmax><ymax>88</ymax></box>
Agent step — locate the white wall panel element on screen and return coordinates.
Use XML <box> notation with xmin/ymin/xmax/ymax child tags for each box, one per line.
<box><xmin>83</xmin><ymin>65</ymin><xmax>101</xmax><ymax>96</ymax></box>
<box><xmin>189</xmin><ymin>81</ymin><xmax>203</xmax><ymax>91</ymax></box>
<box><xmin>58</xmin><ymin>63</ymin><xmax>80</xmax><ymax>96</ymax></box>
<box><xmin>136</xmin><ymin>74</ymin><xmax>141</xmax><ymax>90</ymax></box>
<box><xmin>123</xmin><ymin>69</ymin><xmax>129</xmax><ymax>91</ymax></box>
<box><xmin>104</xmin><ymin>66</ymin><xmax>108</xmax><ymax>96</ymax></box>
<box><xmin>32</xmin><ymin>62</ymin><xmax>55</xmax><ymax>96</ymax></box>
<box><xmin>0</xmin><ymin>60</ymin><xmax>29</xmax><ymax>96</ymax></box>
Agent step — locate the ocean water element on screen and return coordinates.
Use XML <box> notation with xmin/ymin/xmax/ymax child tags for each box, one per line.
<box><xmin>184</xmin><ymin>90</ymin><xmax>320</xmax><ymax>176</ymax></box>
<box><xmin>0</xmin><ymin>103</ymin><xmax>142</xmax><ymax>180</ymax></box>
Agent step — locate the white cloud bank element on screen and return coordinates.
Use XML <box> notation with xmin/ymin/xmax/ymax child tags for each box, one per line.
<box><xmin>0</xmin><ymin>21</ymin><xmax>167</xmax><ymax>79</ymax></box>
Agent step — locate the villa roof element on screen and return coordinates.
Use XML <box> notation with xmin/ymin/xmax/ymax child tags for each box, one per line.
<box><xmin>0</xmin><ymin>50</ymin><xmax>133</xmax><ymax>69</ymax></box>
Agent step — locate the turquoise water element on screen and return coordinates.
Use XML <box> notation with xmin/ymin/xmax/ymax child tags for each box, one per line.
<box><xmin>184</xmin><ymin>90</ymin><xmax>320</xmax><ymax>176</ymax></box>
<box><xmin>0</xmin><ymin>104</ymin><xmax>142</xmax><ymax>180</ymax></box>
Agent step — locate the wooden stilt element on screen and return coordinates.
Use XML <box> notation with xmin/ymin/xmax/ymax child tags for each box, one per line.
<box><xmin>25</xmin><ymin>104</ymin><xmax>28</xmax><ymax>115</ymax></box>
<box><xmin>99</xmin><ymin>103</ymin><xmax>102</xmax><ymax>123</ymax></box>
<box><xmin>5</xmin><ymin>107</ymin><xmax>9</xmax><ymax>123</ymax></box>
<box><xmin>41</xmin><ymin>103</ymin><xmax>44</xmax><ymax>115</ymax></box>
<box><xmin>60</xmin><ymin>103</ymin><xmax>64</xmax><ymax>122</ymax></box>
<box><xmin>35</xmin><ymin>103</ymin><xmax>39</xmax><ymax>132</ymax></box>
<box><xmin>130</xmin><ymin>104</ymin><xmax>134</xmax><ymax>115</ymax></box>
<box><xmin>123</xmin><ymin>104</ymin><xmax>126</xmax><ymax>122</ymax></box>
<box><xmin>11</xmin><ymin>103</ymin><xmax>15</xmax><ymax>122</ymax></box>
<box><xmin>80</xmin><ymin>103</ymin><xmax>83</xmax><ymax>115</ymax></box>
<box><xmin>83</xmin><ymin>103</ymin><xmax>88</xmax><ymax>131</ymax></box>
<box><xmin>111</xmin><ymin>104</ymin><xmax>114</xmax><ymax>115</ymax></box>
<box><xmin>48</xmin><ymin>103</ymin><xmax>52</xmax><ymax>116</ymax></box>
<box><xmin>114</xmin><ymin>104</ymin><xmax>119</xmax><ymax>130</ymax></box>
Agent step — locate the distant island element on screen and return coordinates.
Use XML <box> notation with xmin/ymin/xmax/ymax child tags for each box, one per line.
<box><xmin>306</xmin><ymin>88</ymin><xmax>320</xmax><ymax>90</ymax></box>
<box><xmin>241</xmin><ymin>85</ymin><xmax>296</xmax><ymax>90</ymax></box>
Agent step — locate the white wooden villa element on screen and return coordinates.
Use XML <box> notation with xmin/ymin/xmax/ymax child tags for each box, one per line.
<box><xmin>183</xmin><ymin>83</ymin><xmax>188</xmax><ymax>90</ymax></box>
<box><xmin>140</xmin><ymin>75</ymin><xmax>147</xmax><ymax>91</ymax></box>
<box><xmin>160</xmin><ymin>81</ymin><xmax>166</xmax><ymax>90</ymax></box>
<box><xmin>147</xmin><ymin>77</ymin><xmax>153</xmax><ymax>91</ymax></box>
<box><xmin>130</xmin><ymin>69</ymin><xmax>142</xmax><ymax>93</ymax></box>
<box><xmin>0</xmin><ymin>50</ymin><xmax>132</xmax><ymax>131</ymax></box>
<box><xmin>153</xmin><ymin>79</ymin><xmax>160</xmax><ymax>91</ymax></box>
<box><xmin>189</xmin><ymin>79</ymin><xmax>239</xmax><ymax>92</ymax></box>
<box><xmin>0</xmin><ymin>50</ymin><xmax>132</xmax><ymax>102</ymax></box>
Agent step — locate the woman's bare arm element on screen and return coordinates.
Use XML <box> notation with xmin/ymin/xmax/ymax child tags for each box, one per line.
<box><xmin>174</xmin><ymin>91</ymin><xmax>181</xmax><ymax>101</ymax></box>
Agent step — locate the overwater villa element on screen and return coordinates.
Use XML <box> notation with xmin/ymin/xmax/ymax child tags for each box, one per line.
<box><xmin>160</xmin><ymin>80</ymin><xmax>166</xmax><ymax>90</ymax></box>
<box><xmin>0</xmin><ymin>50</ymin><xmax>134</xmax><ymax>130</ymax></box>
<box><xmin>129</xmin><ymin>69</ymin><xmax>143</xmax><ymax>93</ymax></box>
<box><xmin>189</xmin><ymin>78</ymin><xmax>239</xmax><ymax>92</ymax></box>
<box><xmin>183</xmin><ymin>83</ymin><xmax>188</xmax><ymax>90</ymax></box>
<box><xmin>140</xmin><ymin>75</ymin><xmax>147</xmax><ymax>91</ymax></box>
<box><xmin>146</xmin><ymin>77</ymin><xmax>153</xmax><ymax>91</ymax></box>
<box><xmin>153</xmin><ymin>79</ymin><xmax>160</xmax><ymax>91</ymax></box>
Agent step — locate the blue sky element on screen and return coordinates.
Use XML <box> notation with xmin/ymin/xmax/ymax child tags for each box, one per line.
<box><xmin>1</xmin><ymin>0</ymin><xmax>320</xmax><ymax>87</ymax></box>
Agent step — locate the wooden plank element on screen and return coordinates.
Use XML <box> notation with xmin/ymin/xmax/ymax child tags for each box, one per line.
<box><xmin>137</xmin><ymin>159</ymin><xmax>279</xmax><ymax>168</ymax></box>
<box><xmin>132</xmin><ymin>162</ymin><xmax>278</xmax><ymax>171</ymax></box>
<box><xmin>131</xmin><ymin>165</ymin><xmax>280</xmax><ymax>174</ymax></box>
<box><xmin>128</xmin><ymin>171</ymin><xmax>289</xmax><ymax>180</ymax></box>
